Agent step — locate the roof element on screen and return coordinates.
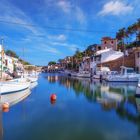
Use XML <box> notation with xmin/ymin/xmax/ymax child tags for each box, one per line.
<box><xmin>96</xmin><ymin>48</ymin><xmax>112</xmax><ymax>55</ymax></box>
<box><xmin>95</xmin><ymin>48</ymin><xmax>124</xmax><ymax>63</ymax></box>
<box><xmin>120</xmin><ymin>66</ymin><xmax>134</xmax><ymax>70</ymax></box>
<box><xmin>101</xmin><ymin>37</ymin><xmax>116</xmax><ymax>41</ymax></box>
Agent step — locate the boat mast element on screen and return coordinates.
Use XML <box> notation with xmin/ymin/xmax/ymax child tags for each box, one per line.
<box><xmin>0</xmin><ymin>38</ymin><xmax>4</xmax><ymax>80</ymax></box>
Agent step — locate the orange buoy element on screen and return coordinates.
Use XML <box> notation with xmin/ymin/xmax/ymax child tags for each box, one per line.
<box><xmin>2</xmin><ymin>108</ymin><xmax>9</xmax><ymax>113</ymax></box>
<box><xmin>50</xmin><ymin>94</ymin><xmax>57</xmax><ymax>101</ymax></box>
<box><xmin>50</xmin><ymin>100</ymin><xmax>56</xmax><ymax>105</ymax></box>
<box><xmin>2</xmin><ymin>102</ymin><xmax>10</xmax><ymax>112</ymax></box>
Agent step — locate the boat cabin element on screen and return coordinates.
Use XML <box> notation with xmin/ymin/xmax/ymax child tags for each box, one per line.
<box><xmin>120</xmin><ymin>66</ymin><xmax>135</xmax><ymax>75</ymax></box>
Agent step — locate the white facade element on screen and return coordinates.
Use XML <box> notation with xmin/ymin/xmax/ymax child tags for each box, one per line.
<box><xmin>4</xmin><ymin>55</ymin><xmax>14</xmax><ymax>73</ymax></box>
<box><xmin>79</xmin><ymin>57</ymin><xmax>90</xmax><ymax>72</ymax></box>
<box><xmin>0</xmin><ymin>45</ymin><xmax>5</xmax><ymax>72</ymax></box>
<box><xmin>95</xmin><ymin>48</ymin><xmax>124</xmax><ymax>64</ymax></box>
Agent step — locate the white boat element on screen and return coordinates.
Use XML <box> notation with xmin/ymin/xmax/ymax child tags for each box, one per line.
<box><xmin>77</xmin><ymin>71</ymin><xmax>91</xmax><ymax>78</ymax></box>
<box><xmin>30</xmin><ymin>82</ymin><xmax>38</xmax><ymax>89</ymax></box>
<box><xmin>26</xmin><ymin>76</ymin><xmax>38</xmax><ymax>83</ymax></box>
<box><xmin>71</xmin><ymin>71</ymin><xmax>91</xmax><ymax>78</ymax></box>
<box><xmin>0</xmin><ymin>88</ymin><xmax>31</xmax><ymax>107</ymax></box>
<box><xmin>106</xmin><ymin>66</ymin><xmax>140</xmax><ymax>82</ymax></box>
<box><xmin>0</xmin><ymin>81</ymin><xmax>30</xmax><ymax>95</ymax></box>
<box><xmin>71</xmin><ymin>72</ymin><xmax>78</xmax><ymax>77</ymax></box>
<box><xmin>138</xmin><ymin>78</ymin><xmax>140</xmax><ymax>88</ymax></box>
<box><xmin>93</xmin><ymin>67</ymin><xmax>111</xmax><ymax>79</ymax></box>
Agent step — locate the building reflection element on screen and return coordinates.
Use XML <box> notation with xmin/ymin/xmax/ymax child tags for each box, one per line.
<box><xmin>47</xmin><ymin>74</ymin><xmax>140</xmax><ymax>135</ymax></box>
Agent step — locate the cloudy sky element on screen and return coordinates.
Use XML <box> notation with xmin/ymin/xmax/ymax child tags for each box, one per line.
<box><xmin>0</xmin><ymin>0</ymin><xmax>139</xmax><ymax>65</ymax></box>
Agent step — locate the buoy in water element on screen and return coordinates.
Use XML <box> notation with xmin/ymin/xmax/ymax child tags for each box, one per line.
<box><xmin>50</xmin><ymin>100</ymin><xmax>56</xmax><ymax>105</ymax></box>
<box><xmin>50</xmin><ymin>94</ymin><xmax>57</xmax><ymax>101</ymax></box>
<box><xmin>2</xmin><ymin>102</ymin><xmax>10</xmax><ymax>112</ymax></box>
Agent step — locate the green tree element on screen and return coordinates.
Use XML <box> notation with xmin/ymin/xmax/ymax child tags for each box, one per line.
<box><xmin>48</xmin><ymin>61</ymin><xmax>56</xmax><ymax>65</ymax></box>
<box><xmin>6</xmin><ymin>50</ymin><xmax>19</xmax><ymax>58</ymax></box>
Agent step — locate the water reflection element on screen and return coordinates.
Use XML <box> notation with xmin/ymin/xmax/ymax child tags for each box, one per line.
<box><xmin>46</xmin><ymin>74</ymin><xmax>140</xmax><ymax>136</ymax></box>
<box><xmin>0</xmin><ymin>88</ymin><xmax>31</xmax><ymax>140</ymax></box>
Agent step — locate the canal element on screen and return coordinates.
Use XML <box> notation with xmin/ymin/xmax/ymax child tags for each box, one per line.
<box><xmin>1</xmin><ymin>73</ymin><xmax>140</xmax><ymax>140</ymax></box>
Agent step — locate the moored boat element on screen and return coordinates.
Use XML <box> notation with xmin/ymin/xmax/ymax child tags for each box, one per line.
<box><xmin>138</xmin><ymin>78</ymin><xmax>140</xmax><ymax>88</ymax></box>
<box><xmin>0</xmin><ymin>88</ymin><xmax>31</xmax><ymax>107</ymax></box>
<box><xmin>0</xmin><ymin>81</ymin><xmax>30</xmax><ymax>95</ymax></box>
<box><xmin>106</xmin><ymin>66</ymin><xmax>140</xmax><ymax>82</ymax></box>
<box><xmin>93</xmin><ymin>67</ymin><xmax>111</xmax><ymax>80</ymax></box>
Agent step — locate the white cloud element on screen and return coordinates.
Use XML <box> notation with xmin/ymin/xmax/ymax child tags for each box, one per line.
<box><xmin>0</xmin><ymin>0</ymin><xmax>43</xmax><ymax>35</ymax></box>
<box><xmin>57</xmin><ymin>0</ymin><xmax>72</xmax><ymax>14</ymax></box>
<box><xmin>98</xmin><ymin>1</ymin><xmax>133</xmax><ymax>16</ymax></box>
<box><xmin>75</xmin><ymin>7</ymin><xmax>86</xmax><ymax>25</ymax></box>
<box><xmin>37</xmin><ymin>44</ymin><xmax>61</xmax><ymax>54</ymax></box>
<box><xmin>57</xmin><ymin>0</ymin><xmax>86</xmax><ymax>25</ymax></box>
<box><xmin>69</xmin><ymin>44</ymin><xmax>78</xmax><ymax>52</ymax></box>
<box><xmin>48</xmin><ymin>34</ymin><xmax>67</xmax><ymax>41</ymax></box>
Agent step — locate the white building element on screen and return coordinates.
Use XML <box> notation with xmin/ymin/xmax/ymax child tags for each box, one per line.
<box><xmin>79</xmin><ymin>57</ymin><xmax>90</xmax><ymax>72</ymax></box>
<box><xmin>4</xmin><ymin>55</ymin><xmax>14</xmax><ymax>73</ymax></box>
<box><xmin>0</xmin><ymin>45</ymin><xmax>5</xmax><ymax>72</ymax></box>
<box><xmin>90</xmin><ymin>48</ymin><xmax>124</xmax><ymax>73</ymax></box>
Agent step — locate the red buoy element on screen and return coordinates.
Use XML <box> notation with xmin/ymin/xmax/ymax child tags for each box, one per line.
<box><xmin>2</xmin><ymin>102</ymin><xmax>10</xmax><ymax>112</ymax></box>
<box><xmin>50</xmin><ymin>94</ymin><xmax>57</xmax><ymax>101</ymax></box>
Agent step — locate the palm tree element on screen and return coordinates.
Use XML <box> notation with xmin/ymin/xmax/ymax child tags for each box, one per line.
<box><xmin>116</xmin><ymin>28</ymin><xmax>128</xmax><ymax>51</ymax></box>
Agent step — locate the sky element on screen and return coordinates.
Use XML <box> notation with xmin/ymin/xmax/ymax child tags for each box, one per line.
<box><xmin>0</xmin><ymin>0</ymin><xmax>140</xmax><ymax>66</ymax></box>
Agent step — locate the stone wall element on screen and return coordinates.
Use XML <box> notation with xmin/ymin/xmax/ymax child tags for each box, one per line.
<box><xmin>97</xmin><ymin>53</ymin><xmax>135</xmax><ymax>71</ymax></box>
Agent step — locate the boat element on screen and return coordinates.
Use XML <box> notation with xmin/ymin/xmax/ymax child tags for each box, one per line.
<box><xmin>138</xmin><ymin>78</ymin><xmax>140</xmax><ymax>88</ymax></box>
<box><xmin>76</xmin><ymin>71</ymin><xmax>91</xmax><ymax>78</ymax></box>
<box><xmin>106</xmin><ymin>66</ymin><xmax>140</xmax><ymax>82</ymax></box>
<box><xmin>71</xmin><ymin>72</ymin><xmax>78</xmax><ymax>77</ymax></box>
<box><xmin>71</xmin><ymin>71</ymin><xmax>91</xmax><ymax>78</ymax></box>
<box><xmin>136</xmin><ymin>79</ymin><xmax>140</xmax><ymax>97</ymax></box>
<box><xmin>0</xmin><ymin>88</ymin><xmax>31</xmax><ymax>107</ymax></box>
<box><xmin>30</xmin><ymin>82</ymin><xmax>38</xmax><ymax>89</ymax></box>
<box><xmin>0</xmin><ymin>81</ymin><xmax>30</xmax><ymax>95</ymax></box>
<box><xmin>25</xmin><ymin>76</ymin><xmax>38</xmax><ymax>83</ymax></box>
<box><xmin>93</xmin><ymin>67</ymin><xmax>112</xmax><ymax>80</ymax></box>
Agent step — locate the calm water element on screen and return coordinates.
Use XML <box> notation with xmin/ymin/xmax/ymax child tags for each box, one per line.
<box><xmin>1</xmin><ymin>73</ymin><xmax>140</xmax><ymax>140</ymax></box>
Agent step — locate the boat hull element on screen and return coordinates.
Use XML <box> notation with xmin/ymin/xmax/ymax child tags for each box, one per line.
<box><xmin>0</xmin><ymin>82</ymin><xmax>30</xmax><ymax>95</ymax></box>
<box><xmin>106</xmin><ymin>75</ymin><xmax>139</xmax><ymax>82</ymax></box>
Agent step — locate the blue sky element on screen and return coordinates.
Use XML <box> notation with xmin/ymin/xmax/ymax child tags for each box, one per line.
<box><xmin>0</xmin><ymin>0</ymin><xmax>140</xmax><ymax>65</ymax></box>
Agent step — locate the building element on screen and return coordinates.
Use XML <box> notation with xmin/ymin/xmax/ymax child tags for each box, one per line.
<box><xmin>4</xmin><ymin>55</ymin><xmax>14</xmax><ymax>73</ymax></box>
<box><xmin>101</xmin><ymin>37</ymin><xmax>118</xmax><ymax>51</ymax></box>
<box><xmin>79</xmin><ymin>57</ymin><xmax>90</xmax><ymax>72</ymax></box>
<box><xmin>90</xmin><ymin>48</ymin><xmax>124</xmax><ymax>72</ymax></box>
<box><xmin>0</xmin><ymin>45</ymin><xmax>5</xmax><ymax>73</ymax></box>
<box><xmin>135</xmin><ymin>49</ymin><xmax>140</xmax><ymax>72</ymax></box>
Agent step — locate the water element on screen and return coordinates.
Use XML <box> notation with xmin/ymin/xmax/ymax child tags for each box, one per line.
<box><xmin>1</xmin><ymin>73</ymin><xmax>140</xmax><ymax>140</ymax></box>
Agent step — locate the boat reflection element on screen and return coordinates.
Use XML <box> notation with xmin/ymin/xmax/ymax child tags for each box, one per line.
<box><xmin>46</xmin><ymin>74</ymin><xmax>140</xmax><ymax>113</ymax></box>
<box><xmin>0</xmin><ymin>88</ymin><xmax>31</xmax><ymax>107</ymax></box>
<box><xmin>46</xmin><ymin>74</ymin><xmax>140</xmax><ymax>136</ymax></box>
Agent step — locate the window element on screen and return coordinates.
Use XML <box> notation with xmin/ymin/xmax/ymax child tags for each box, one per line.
<box><xmin>111</xmin><ymin>41</ymin><xmax>114</xmax><ymax>44</ymax></box>
<box><xmin>104</xmin><ymin>41</ymin><xmax>107</xmax><ymax>44</ymax></box>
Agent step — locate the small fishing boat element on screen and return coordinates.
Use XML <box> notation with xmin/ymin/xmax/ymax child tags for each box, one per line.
<box><xmin>26</xmin><ymin>76</ymin><xmax>38</xmax><ymax>83</ymax></box>
<box><xmin>106</xmin><ymin>66</ymin><xmax>140</xmax><ymax>82</ymax></box>
<box><xmin>30</xmin><ymin>82</ymin><xmax>38</xmax><ymax>89</ymax></box>
<box><xmin>0</xmin><ymin>81</ymin><xmax>30</xmax><ymax>95</ymax></box>
<box><xmin>76</xmin><ymin>71</ymin><xmax>91</xmax><ymax>78</ymax></box>
<box><xmin>93</xmin><ymin>67</ymin><xmax>111</xmax><ymax>80</ymax></box>
<box><xmin>0</xmin><ymin>88</ymin><xmax>31</xmax><ymax>106</ymax></box>
<box><xmin>138</xmin><ymin>78</ymin><xmax>140</xmax><ymax>88</ymax></box>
